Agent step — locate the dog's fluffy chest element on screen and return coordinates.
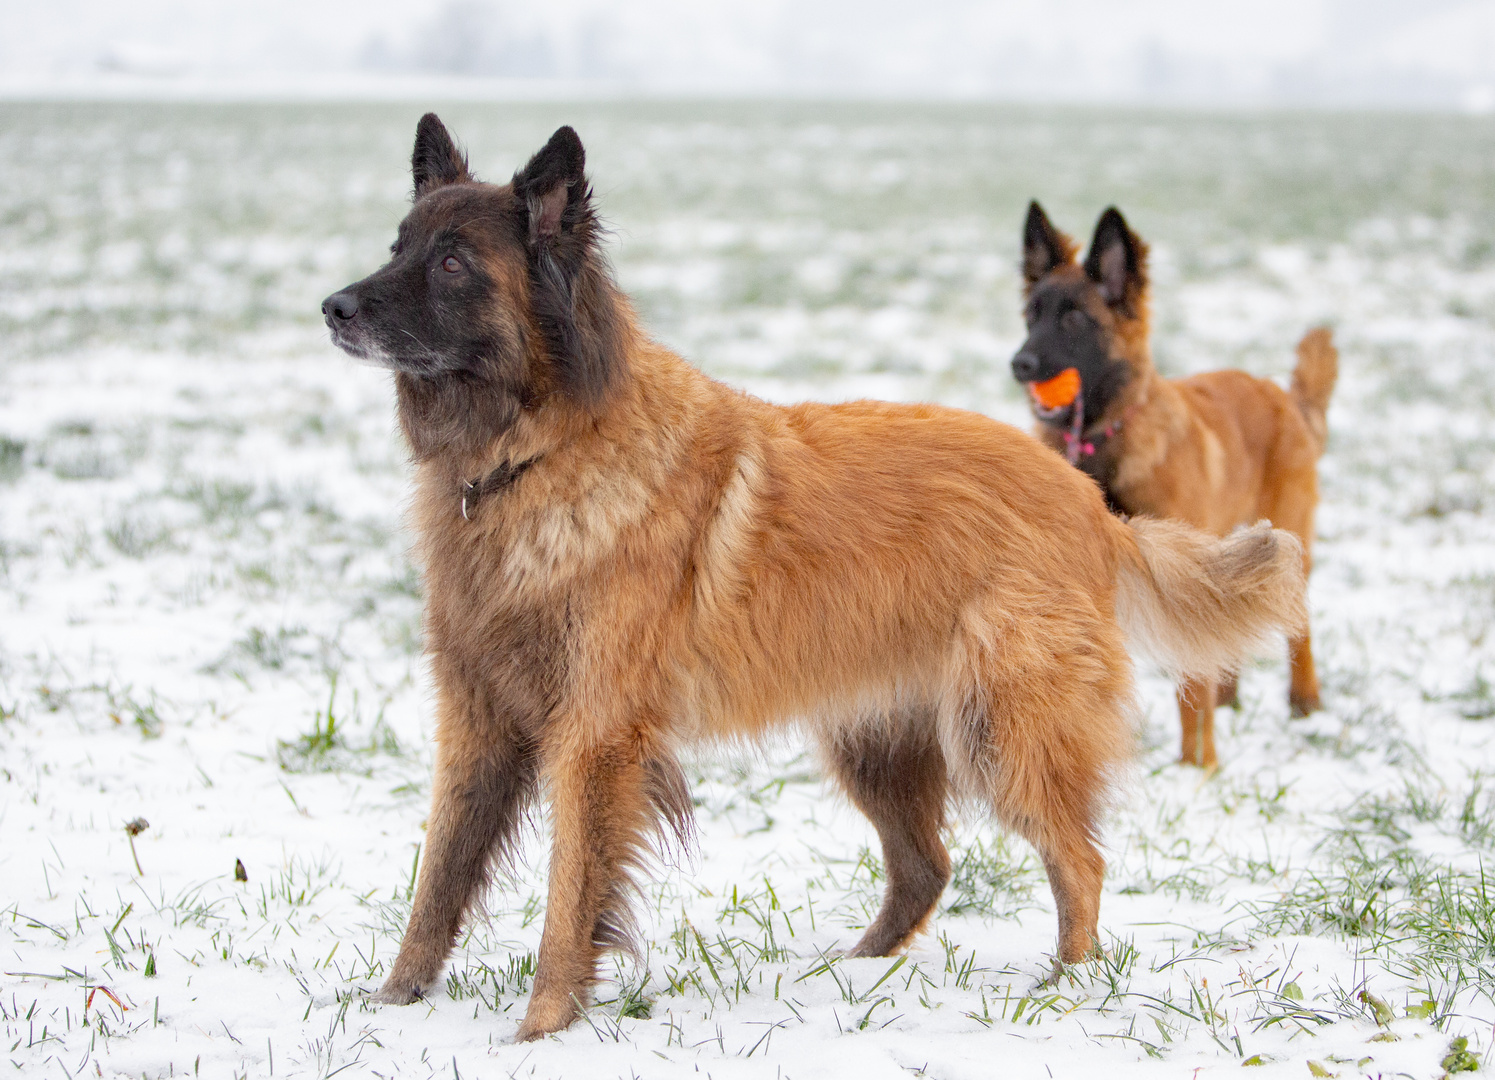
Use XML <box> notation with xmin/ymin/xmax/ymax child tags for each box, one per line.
<box><xmin>412</xmin><ymin>462</ymin><xmax>654</xmax><ymax>609</ymax></box>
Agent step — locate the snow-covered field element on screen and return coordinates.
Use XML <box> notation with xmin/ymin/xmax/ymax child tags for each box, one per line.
<box><xmin>3</xmin><ymin>100</ymin><xmax>1495</xmax><ymax>1079</ymax></box>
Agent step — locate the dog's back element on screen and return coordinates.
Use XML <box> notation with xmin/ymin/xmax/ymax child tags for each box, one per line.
<box><xmin>1164</xmin><ymin>356</ymin><xmax>1329</xmax><ymax>536</ymax></box>
<box><xmin>1170</xmin><ymin>326</ymin><xmax>1337</xmax><ymax>533</ymax></box>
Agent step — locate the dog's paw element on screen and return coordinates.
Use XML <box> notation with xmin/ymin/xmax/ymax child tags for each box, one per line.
<box><xmin>1289</xmin><ymin>695</ymin><xmax>1320</xmax><ymax>719</ymax></box>
<box><xmin>515</xmin><ymin>992</ymin><xmax>582</xmax><ymax>1041</ymax></box>
<box><xmin>841</xmin><ymin>934</ymin><xmax>898</xmax><ymax>959</ymax></box>
<box><xmin>370</xmin><ymin>980</ymin><xmax>425</xmax><ymax>1005</ymax></box>
<box><xmin>1036</xmin><ymin>945</ymin><xmax>1108</xmax><ymax>990</ymax></box>
<box><xmin>1034</xmin><ymin>958</ymin><xmax>1074</xmax><ymax>990</ymax></box>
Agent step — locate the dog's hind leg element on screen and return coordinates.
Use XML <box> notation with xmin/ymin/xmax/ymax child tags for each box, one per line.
<box><xmin>374</xmin><ymin>687</ymin><xmax>538</xmax><ymax>1005</ymax></box>
<box><xmin>1267</xmin><ymin>477</ymin><xmax>1322</xmax><ymax>717</ymax></box>
<box><xmin>949</xmin><ymin>592</ymin><xmax>1130</xmax><ymax>966</ymax></box>
<box><xmin>819</xmin><ymin>708</ymin><xmax>951</xmax><ymax>957</ymax></box>
<box><xmin>1287</xmin><ymin>638</ymin><xmax>1319</xmax><ymax>717</ymax></box>
<box><xmin>1284</xmin><ymin>544</ymin><xmax>1321</xmax><ymax>717</ymax></box>
<box><xmin>1177</xmin><ymin>678</ymin><xmax>1218</xmax><ymax>772</ymax></box>
<box><xmin>1215</xmin><ymin>672</ymin><xmax>1240</xmax><ymax>709</ymax></box>
<box><xmin>979</xmin><ymin>712</ymin><xmax>1110</xmax><ymax>965</ymax></box>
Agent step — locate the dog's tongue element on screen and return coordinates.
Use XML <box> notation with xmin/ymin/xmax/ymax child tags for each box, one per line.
<box><xmin>1028</xmin><ymin>368</ymin><xmax>1081</xmax><ymax>411</ymax></box>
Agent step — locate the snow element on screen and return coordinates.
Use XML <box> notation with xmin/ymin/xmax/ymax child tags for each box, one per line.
<box><xmin>3</xmin><ymin>100</ymin><xmax>1495</xmax><ymax>1079</ymax></box>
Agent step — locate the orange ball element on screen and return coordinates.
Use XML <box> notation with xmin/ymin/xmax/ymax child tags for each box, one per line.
<box><xmin>1028</xmin><ymin>367</ymin><xmax>1081</xmax><ymax>410</ymax></box>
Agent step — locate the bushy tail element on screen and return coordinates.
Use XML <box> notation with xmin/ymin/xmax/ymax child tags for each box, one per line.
<box><xmin>1109</xmin><ymin>516</ymin><xmax>1307</xmax><ymax>681</ymax></box>
<box><xmin>1290</xmin><ymin>326</ymin><xmax>1337</xmax><ymax>453</ymax></box>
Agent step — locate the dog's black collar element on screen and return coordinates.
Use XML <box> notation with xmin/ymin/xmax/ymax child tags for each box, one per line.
<box><xmin>460</xmin><ymin>456</ymin><xmax>540</xmax><ymax>520</ymax></box>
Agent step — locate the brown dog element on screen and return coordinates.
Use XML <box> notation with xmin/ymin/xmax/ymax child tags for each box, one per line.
<box><xmin>322</xmin><ymin>116</ymin><xmax>1307</xmax><ymax>1039</ymax></box>
<box><xmin>1012</xmin><ymin>202</ymin><xmax>1337</xmax><ymax>772</ymax></box>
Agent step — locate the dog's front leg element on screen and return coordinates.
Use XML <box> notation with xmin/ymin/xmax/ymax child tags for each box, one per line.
<box><xmin>517</xmin><ymin>736</ymin><xmax>655</xmax><ymax>1041</ymax></box>
<box><xmin>374</xmin><ymin>689</ymin><xmax>538</xmax><ymax>1005</ymax></box>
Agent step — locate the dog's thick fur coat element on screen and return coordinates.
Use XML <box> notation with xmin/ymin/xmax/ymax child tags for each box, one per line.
<box><xmin>323</xmin><ymin>118</ymin><xmax>1308</xmax><ymax>1039</ymax></box>
<box><xmin>1013</xmin><ymin>203</ymin><xmax>1337</xmax><ymax>770</ymax></box>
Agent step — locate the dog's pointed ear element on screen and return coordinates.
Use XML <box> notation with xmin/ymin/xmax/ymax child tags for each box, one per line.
<box><xmin>514</xmin><ymin>126</ymin><xmax>587</xmax><ymax>245</ymax></box>
<box><xmin>412</xmin><ymin>113</ymin><xmax>470</xmax><ymax>197</ymax></box>
<box><xmin>1022</xmin><ymin>201</ymin><xmax>1078</xmax><ymax>291</ymax></box>
<box><xmin>1084</xmin><ymin>207</ymin><xmax>1148</xmax><ymax>311</ymax></box>
<box><xmin>511</xmin><ymin>126</ymin><xmax>621</xmax><ymax>407</ymax></box>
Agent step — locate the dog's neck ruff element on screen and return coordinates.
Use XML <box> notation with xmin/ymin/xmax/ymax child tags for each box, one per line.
<box><xmin>460</xmin><ymin>455</ymin><xmax>540</xmax><ymax>520</ymax></box>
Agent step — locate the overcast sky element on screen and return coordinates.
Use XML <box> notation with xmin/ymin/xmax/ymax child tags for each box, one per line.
<box><xmin>3</xmin><ymin>0</ymin><xmax>1493</xmax><ymax>108</ymax></box>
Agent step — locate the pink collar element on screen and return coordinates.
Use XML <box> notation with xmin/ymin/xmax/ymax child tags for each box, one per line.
<box><xmin>1058</xmin><ymin>401</ymin><xmax>1137</xmax><ymax>466</ymax></box>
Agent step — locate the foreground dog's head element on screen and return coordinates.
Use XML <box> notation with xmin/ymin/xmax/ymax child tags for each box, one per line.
<box><xmin>322</xmin><ymin>115</ymin><xmax>624</xmax><ymax>428</ymax></box>
<box><xmin>1010</xmin><ymin>202</ymin><xmax>1150</xmax><ymax>427</ymax></box>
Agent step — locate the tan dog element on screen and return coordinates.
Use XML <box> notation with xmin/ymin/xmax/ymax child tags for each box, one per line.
<box><xmin>1012</xmin><ymin>202</ymin><xmax>1337</xmax><ymax>771</ymax></box>
<box><xmin>322</xmin><ymin>116</ymin><xmax>1307</xmax><ymax>1039</ymax></box>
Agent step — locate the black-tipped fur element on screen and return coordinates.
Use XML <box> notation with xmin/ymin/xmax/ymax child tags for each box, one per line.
<box><xmin>1023</xmin><ymin>201</ymin><xmax>1077</xmax><ymax>290</ymax></box>
<box><xmin>513</xmin><ymin>126</ymin><xmax>626</xmax><ymax>408</ymax></box>
<box><xmin>643</xmin><ymin>756</ymin><xmax>696</xmax><ymax>858</ymax></box>
<box><xmin>413</xmin><ymin>113</ymin><xmax>471</xmax><ymax>197</ymax></box>
<box><xmin>1083</xmin><ymin>207</ymin><xmax>1147</xmax><ymax>314</ymax></box>
<box><xmin>589</xmin><ymin>755</ymin><xmax>697</xmax><ymax>959</ymax></box>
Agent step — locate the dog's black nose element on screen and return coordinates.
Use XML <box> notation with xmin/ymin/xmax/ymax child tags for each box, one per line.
<box><xmin>1011</xmin><ymin>351</ymin><xmax>1041</xmax><ymax>382</ymax></box>
<box><xmin>323</xmin><ymin>291</ymin><xmax>359</xmax><ymax>321</ymax></box>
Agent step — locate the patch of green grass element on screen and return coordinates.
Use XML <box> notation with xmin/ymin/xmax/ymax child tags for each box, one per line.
<box><xmin>37</xmin><ymin>421</ymin><xmax>148</xmax><ymax>481</ymax></box>
<box><xmin>103</xmin><ymin>683</ymin><xmax>167</xmax><ymax>739</ymax></box>
<box><xmin>1345</xmin><ymin>780</ymin><xmax>1447</xmax><ymax>844</ymax></box>
<box><xmin>378</xmin><ymin>564</ymin><xmax>422</xmax><ymax>599</ymax></box>
<box><xmin>175</xmin><ymin>476</ymin><xmax>259</xmax><ymax>523</ymax></box>
<box><xmin>0</xmin><ymin>435</ymin><xmax>23</xmax><ymax>482</ymax></box>
<box><xmin>234</xmin><ymin>558</ymin><xmax>287</xmax><ymax>596</ymax></box>
<box><xmin>253</xmin><ymin>854</ymin><xmax>338</xmax><ymax>918</ymax></box>
<box><xmin>1242</xmin><ymin>831</ymin><xmax>1495</xmax><ymax>1031</ymax></box>
<box><xmin>444</xmin><ymin>951</ymin><xmax>537</xmax><ymax>1012</ymax></box>
<box><xmin>103</xmin><ymin>513</ymin><xmax>175</xmax><ymax>558</ymax></box>
<box><xmin>1447</xmin><ymin>669</ymin><xmax>1495</xmax><ymax>721</ymax></box>
<box><xmin>207</xmin><ymin>625</ymin><xmax>312</xmax><ymax>676</ymax></box>
<box><xmin>48</xmin><ymin>449</ymin><xmax>116</xmax><ymax>480</ymax></box>
<box><xmin>943</xmin><ymin>833</ymin><xmax>1042</xmax><ymax>919</ymax></box>
<box><xmin>274</xmin><ymin>676</ymin><xmax>403</xmax><ymax>774</ymax></box>
<box><xmin>1459</xmin><ymin>774</ymin><xmax>1495</xmax><ymax>847</ymax></box>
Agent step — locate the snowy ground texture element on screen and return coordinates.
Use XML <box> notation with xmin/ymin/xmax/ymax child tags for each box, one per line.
<box><xmin>3</xmin><ymin>101</ymin><xmax>1495</xmax><ymax>1080</ymax></box>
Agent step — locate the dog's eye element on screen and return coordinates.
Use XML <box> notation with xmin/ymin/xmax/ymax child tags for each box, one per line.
<box><xmin>1061</xmin><ymin>309</ymin><xmax>1089</xmax><ymax>332</ymax></box>
<box><xmin>441</xmin><ymin>256</ymin><xmax>463</xmax><ymax>274</ymax></box>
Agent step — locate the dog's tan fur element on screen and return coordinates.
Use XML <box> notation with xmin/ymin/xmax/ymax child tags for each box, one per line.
<box><xmin>328</xmin><ymin>119</ymin><xmax>1308</xmax><ymax>1039</ymax></box>
<box><xmin>1017</xmin><ymin>205</ymin><xmax>1337</xmax><ymax>771</ymax></box>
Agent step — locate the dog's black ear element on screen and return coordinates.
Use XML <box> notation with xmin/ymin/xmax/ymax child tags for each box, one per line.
<box><xmin>412</xmin><ymin>113</ymin><xmax>470</xmax><ymax>197</ymax></box>
<box><xmin>514</xmin><ymin>126</ymin><xmax>587</xmax><ymax>245</ymax></box>
<box><xmin>1022</xmin><ymin>201</ymin><xmax>1077</xmax><ymax>291</ymax></box>
<box><xmin>510</xmin><ymin>126</ymin><xmax>623</xmax><ymax>407</ymax></box>
<box><xmin>1084</xmin><ymin>207</ymin><xmax>1148</xmax><ymax>311</ymax></box>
